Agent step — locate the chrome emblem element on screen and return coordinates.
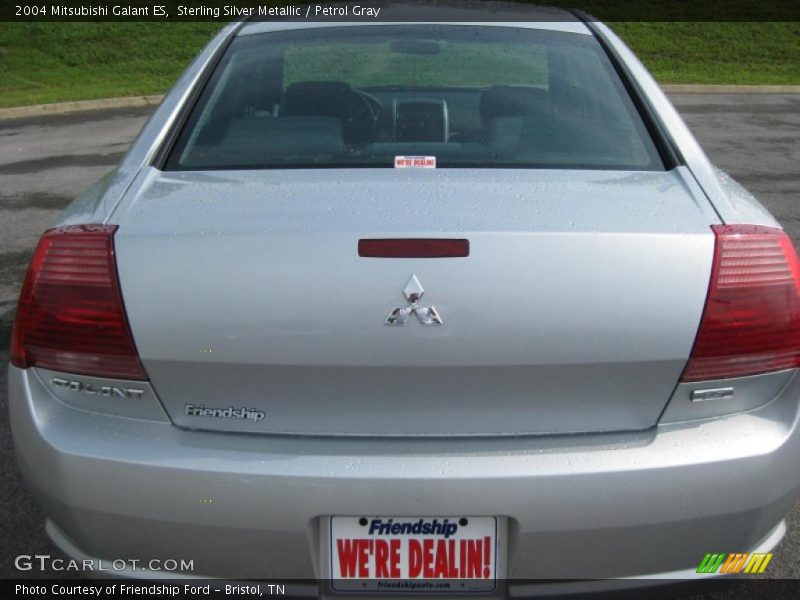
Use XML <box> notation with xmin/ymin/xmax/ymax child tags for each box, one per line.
<box><xmin>385</xmin><ymin>274</ymin><xmax>443</xmax><ymax>326</ymax></box>
<box><xmin>691</xmin><ymin>387</ymin><xmax>734</xmax><ymax>402</ymax></box>
<box><xmin>50</xmin><ymin>377</ymin><xmax>145</xmax><ymax>399</ymax></box>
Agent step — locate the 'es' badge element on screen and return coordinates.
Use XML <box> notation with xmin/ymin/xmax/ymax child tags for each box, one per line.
<box><xmin>385</xmin><ymin>274</ymin><xmax>443</xmax><ymax>326</ymax></box>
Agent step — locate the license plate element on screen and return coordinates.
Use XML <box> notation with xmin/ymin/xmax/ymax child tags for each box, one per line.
<box><xmin>330</xmin><ymin>516</ymin><xmax>497</xmax><ymax>593</ymax></box>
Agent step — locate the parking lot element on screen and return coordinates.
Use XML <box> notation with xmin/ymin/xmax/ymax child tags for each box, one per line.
<box><xmin>0</xmin><ymin>93</ymin><xmax>799</xmax><ymax>586</ymax></box>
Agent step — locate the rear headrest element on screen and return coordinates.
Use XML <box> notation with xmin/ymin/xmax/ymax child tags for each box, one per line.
<box><xmin>479</xmin><ymin>86</ymin><xmax>549</xmax><ymax>127</ymax></box>
<box><xmin>223</xmin><ymin>116</ymin><xmax>344</xmax><ymax>155</ymax></box>
<box><xmin>282</xmin><ymin>81</ymin><xmax>355</xmax><ymax>117</ymax></box>
<box><xmin>486</xmin><ymin>114</ymin><xmax>615</xmax><ymax>158</ymax></box>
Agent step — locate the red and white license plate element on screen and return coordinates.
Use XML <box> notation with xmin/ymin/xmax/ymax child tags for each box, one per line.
<box><xmin>330</xmin><ymin>516</ymin><xmax>497</xmax><ymax>593</ymax></box>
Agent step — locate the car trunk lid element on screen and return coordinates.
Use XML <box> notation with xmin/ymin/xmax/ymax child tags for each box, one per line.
<box><xmin>112</xmin><ymin>167</ymin><xmax>715</xmax><ymax>436</ymax></box>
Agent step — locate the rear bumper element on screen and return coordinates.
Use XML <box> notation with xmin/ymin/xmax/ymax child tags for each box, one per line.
<box><xmin>34</xmin><ymin>520</ymin><xmax>785</xmax><ymax>600</ymax></box>
<box><xmin>43</xmin><ymin>518</ymin><xmax>786</xmax><ymax>596</ymax></box>
<box><xmin>9</xmin><ymin>364</ymin><xmax>800</xmax><ymax>586</ymax></box>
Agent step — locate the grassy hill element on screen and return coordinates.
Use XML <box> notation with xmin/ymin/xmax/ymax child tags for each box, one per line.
<box><xmin>0</xmin><ymin>21</ymin><xmax>797</xmax><ymax>108</ymax></box>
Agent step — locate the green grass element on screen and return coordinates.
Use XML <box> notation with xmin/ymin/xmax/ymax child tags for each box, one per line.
<box><xmin>611</xmin><ymin>22</ymin><xmax>800</xmax><ymax>85</ymax></box>
<box><xmin>0</xmin><ymin>21</ymin><xmax>797</xmax><ymax>108</ymax></box>
<box><xmin>0</xmin><ymin>23</ymin><xmax>224</xmax><ymax>107</ymax></box>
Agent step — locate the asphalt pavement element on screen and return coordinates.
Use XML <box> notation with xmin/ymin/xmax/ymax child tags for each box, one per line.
<box><xmin>0</xmin><ymin>94</ymin><xmax>798</xmax><ymax>589</ymax></box>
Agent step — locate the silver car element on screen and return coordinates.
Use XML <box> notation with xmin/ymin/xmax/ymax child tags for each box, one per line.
<box><xmin>8</xmin><ymin>8</ymin><xmax>800</xmax><ymax>595</ymax></box>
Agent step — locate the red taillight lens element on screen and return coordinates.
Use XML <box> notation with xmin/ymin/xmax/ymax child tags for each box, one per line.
<box><xmin>10</xmin><ymin>224</ymin><xmax>147</xmax><ymax>380</ymax></box>
<box><xmin>682</xmin><ymin>224</ymin><xmax>800</xmax><ymax>382</ymax></box>
<box><xmin>359</xmin><ymin>238</ymin><xmax>469</xmax><ymax>258</ymax></box>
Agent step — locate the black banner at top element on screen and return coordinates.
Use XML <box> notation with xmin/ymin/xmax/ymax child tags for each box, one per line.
<box><xmin>2</xmin><ymin>0</ymin><xmax>800</xmax><ymax>22</ymax></box>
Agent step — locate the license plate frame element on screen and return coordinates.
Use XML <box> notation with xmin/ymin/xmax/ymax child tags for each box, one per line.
<box><xmin>329</xmin><ymin>516</ymin><xmax>499</xmax><ymax>594</ymax></box>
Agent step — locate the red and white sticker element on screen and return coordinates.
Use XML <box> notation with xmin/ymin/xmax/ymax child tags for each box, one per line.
<box><xmin>395</xmin><ymin>155</ymin><xmax>437</xmax><ymax>169</ymax></box>
<box><xmin>330</xmin><ymin>516</ymin><xmax>497</xmax><ymax>593</ymax></box>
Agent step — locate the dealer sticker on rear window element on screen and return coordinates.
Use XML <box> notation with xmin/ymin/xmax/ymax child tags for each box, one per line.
<box><xmin>395</xmin><ymin>156</ymin><xmax>437</xmax><ymax>169</ymax></box>
<box><xmin>330</xmin><ymin>516</ymin><xmax>497</xmax><ymax>593</ymax></box>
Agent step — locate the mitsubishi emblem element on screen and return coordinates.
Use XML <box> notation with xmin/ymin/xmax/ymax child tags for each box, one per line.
<box><xmin>385</xmin><ymin>274</ymin><xmax>443</xmax><ymax>326</ymax></box>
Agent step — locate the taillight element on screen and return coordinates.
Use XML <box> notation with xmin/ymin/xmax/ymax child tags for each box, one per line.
<box><xmin>10</xmin><ymin>224</ymin><xmax>147</xmax><ymax>380</ymax></box>
<box><xmin>682</xmin><ymin>224</ymin><xmax>800</xmax><ymax>382</ymax></box>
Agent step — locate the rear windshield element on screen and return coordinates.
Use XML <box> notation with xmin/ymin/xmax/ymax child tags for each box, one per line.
<box><xmin>165</xmin><ymin>25</ymin><xmax>664</xmax><ymax>171</ymax></box>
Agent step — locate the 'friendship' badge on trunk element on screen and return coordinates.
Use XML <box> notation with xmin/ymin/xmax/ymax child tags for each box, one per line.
<box><xmin>184</xmin><ymin>404</ymin><xmax>265</xmax><ymax>422</ymax></box>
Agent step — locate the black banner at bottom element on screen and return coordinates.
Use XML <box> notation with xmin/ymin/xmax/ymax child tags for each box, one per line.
<box><xmin>4</xmin><ymin>579</ymin><xmax>800</xmax><ymax>600</ymax></box>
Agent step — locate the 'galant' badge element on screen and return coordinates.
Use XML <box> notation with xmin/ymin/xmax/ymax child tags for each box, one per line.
<box><xmin>385</xmin><ymin>274</ymin><xmax>443</xmax><ymax>326</ymax></box>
